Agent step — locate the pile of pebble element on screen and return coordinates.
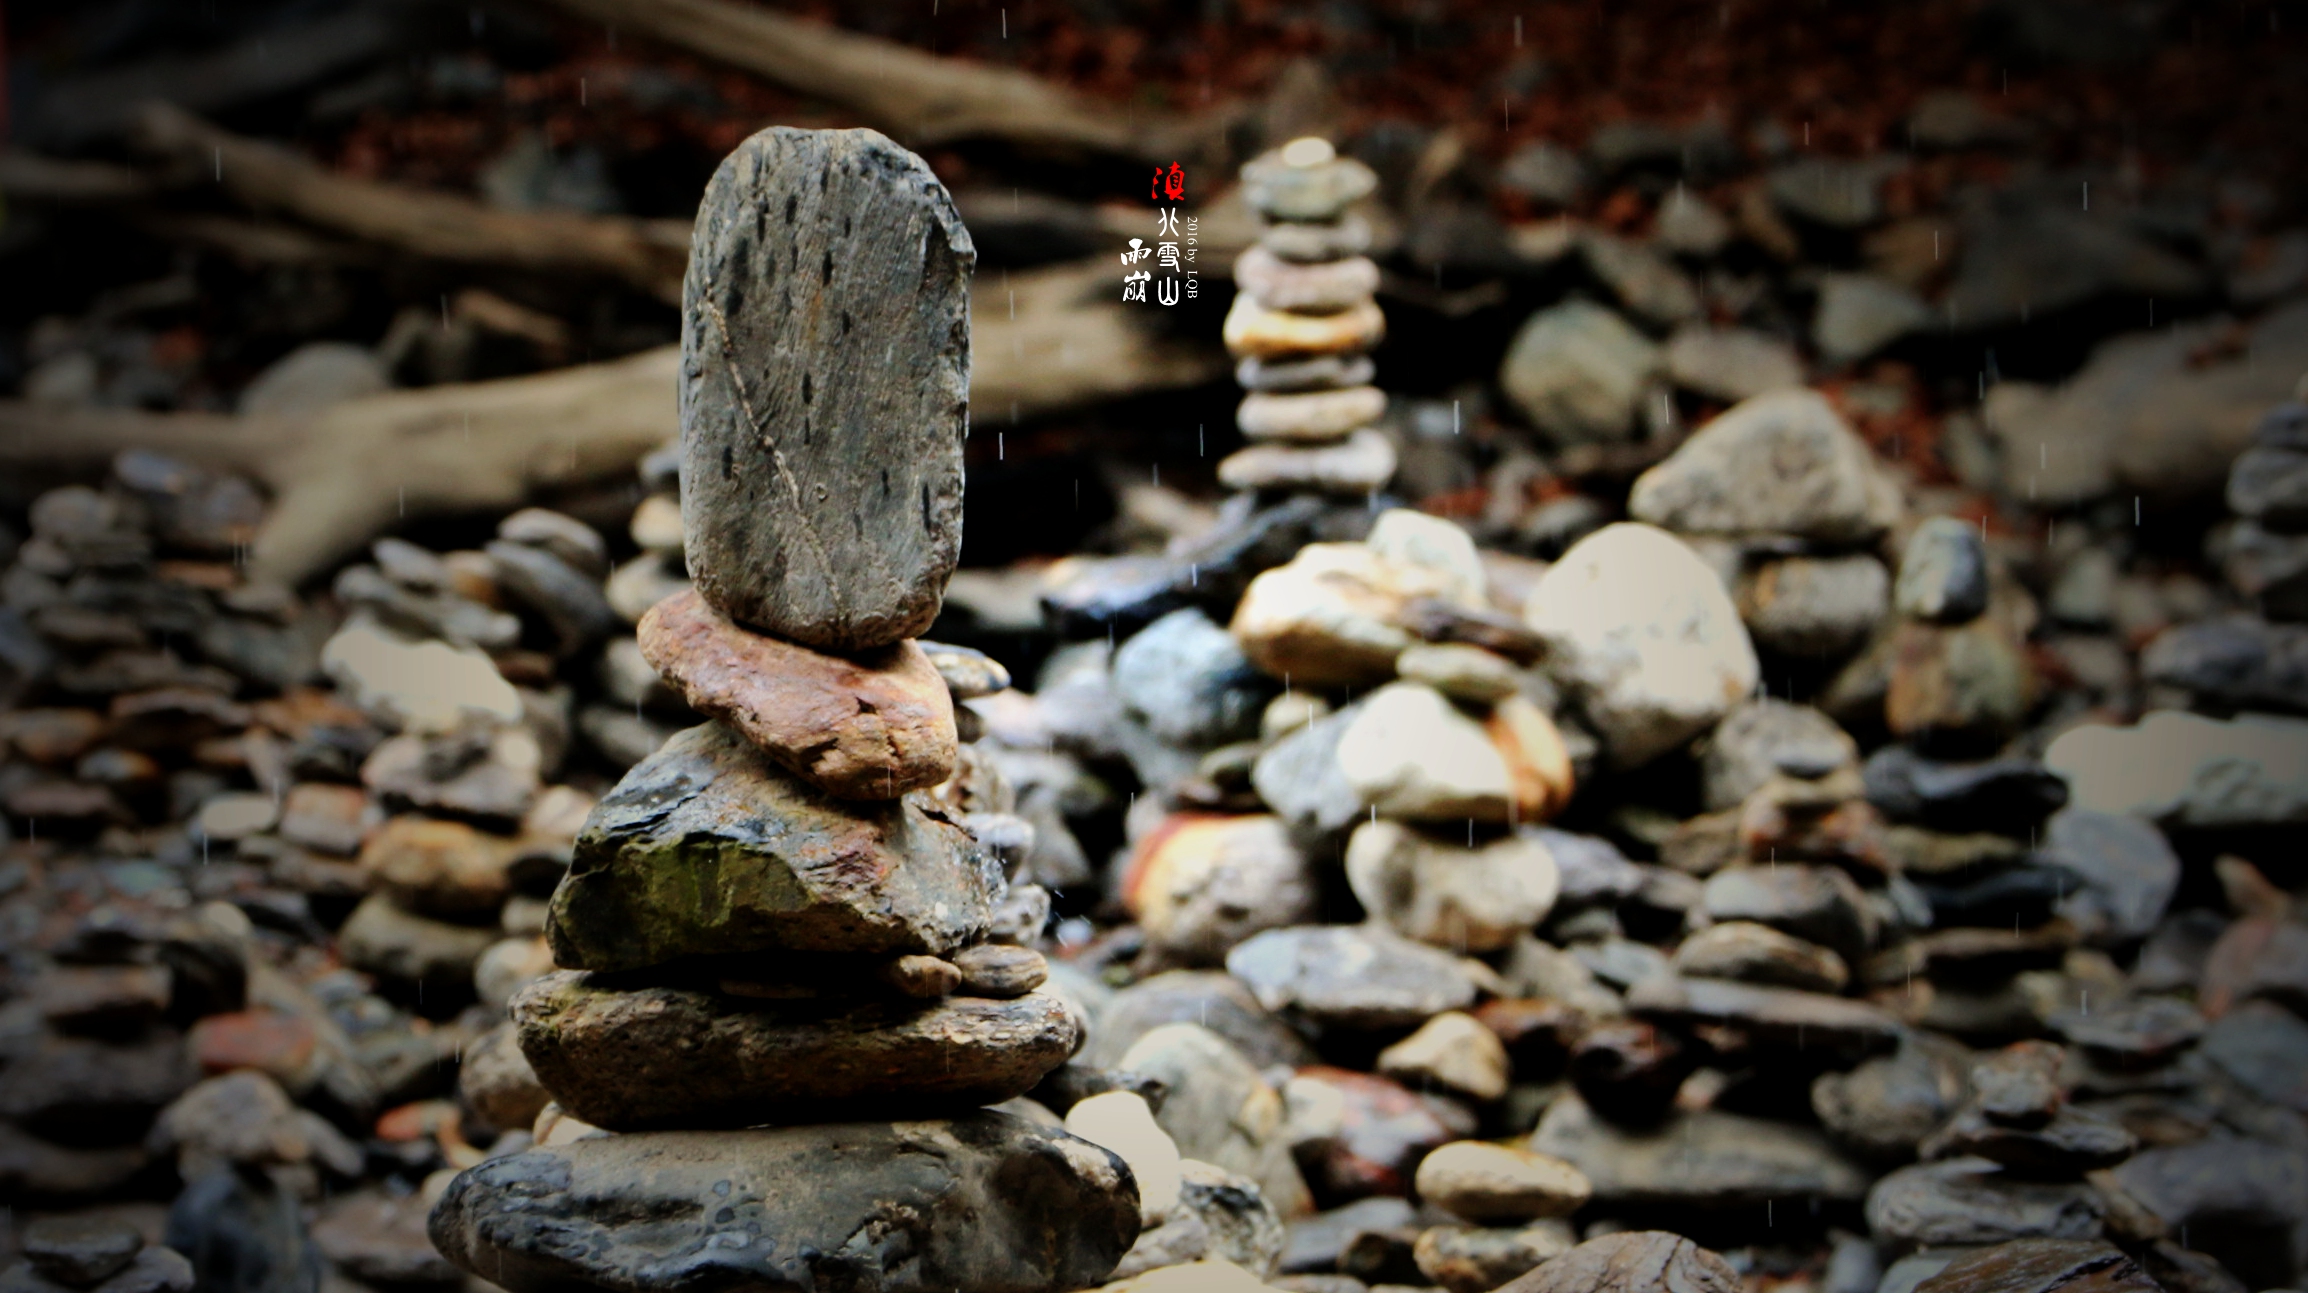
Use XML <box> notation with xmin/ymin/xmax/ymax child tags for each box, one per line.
<box><xmin>1220</xmin><ymin>138</ymin><xmax>1395</xmax><ymax>500</ymax></box>
<box><xmin>425</xmin><ymin>125</ymin><xmax>1146</xmax><ymax>1293</ymax></box>
<box><xmin>4</xmin><ymin>133</ymin><xmax>2308</xmax><ymax>1293</ymax></box>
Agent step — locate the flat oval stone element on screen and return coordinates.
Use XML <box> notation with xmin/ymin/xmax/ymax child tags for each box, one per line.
<box><xmin>1217</xmin><ymin>428</ymin><xmax>1397</xmax><ymax>495</ymax></box>
<box><xmin>1224</xmin><ymin>924</ymin><xmax>1475</xmax><ymax>1030</ymax></box>
<box><xmin>1223</xmin><ymin>297</ymin><xmax>1385</xmax><ymax>361</ymax></box>
<box><xmin>1865</xmin><ymin>1157</ymin><xmax>2106</xmax><ymax>1249</ymax></box>
<box><xmin>918</xmin><ymin>639</ymin><xmax>1011</xmax><ymax>699</ymax></box>
<box><xmin>680</xmin><ymin>126</ymin><xmax>973</xmax><ymax>652</ymax></box>
<box><xmin>639</xmin><ymin>588</ymin><xmax>957</xmax><ymax>800</ymax></box>
<box><xmin>1624</xmin><ymin>975</ymin><xmax>1900</xmax><ymax>1057</ymax></box>
<box><xmin>427</xmin><ymin>1114</ymin><xmax>1139</xmax><ymax>1293</ymax></box>
<box><xmin>1237</xmin><ymin>386</ymin><xmax>1387</xmax><ymax>442</ymax></box>
<box><xmin>546</xmin><ymin>723</ymin><xmax>993</xmax><ymax>971</ymax></box>
<box><xmin>1240</xmin><ymin>152</ymin><xmax>1379</xmax><ymax>222</ymax></box>
<box><xmin>1236</xmin><ymin>352</ymin><xmax>1377</xmax><ymax>393</ymax></box>
<box><xmin>1260</xmin><ymin>214</ymin><xmax>1373</xmax><ymax>262</ymax></box>
<box><xmin>23</xmin><ymin>1217</ymin><xmax>143</xmax><ymax>1285</ymax></box>
<box><xmin>1415</xmin><ymin>1141</ymin><xmax>1592</xmax><ymax>1223</ymax></box>
<box><xmin>512</xmin><ymin>972</ymin><xmax>1080</xmax><ymax>1129</ymax></box>
<box><xmin>1234</xmin><ymin>247</ymin><xmax>1381</xmax><ymax>315</ymax></box>
<box><xmin>953</xmin><ymin>943</ymin><xmax>1049</xmax><ymax>999</ymax></box>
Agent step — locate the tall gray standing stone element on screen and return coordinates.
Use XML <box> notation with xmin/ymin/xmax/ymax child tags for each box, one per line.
<box><xmin>680</xmin><ymin>127</ymin><xmax>975</xmax><ymax>652</ymax></box>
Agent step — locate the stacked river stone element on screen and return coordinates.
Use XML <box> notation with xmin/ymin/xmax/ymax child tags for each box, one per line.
<box><xmin>1219</xmin><ymin>137</ymin><xmax>1396</xmax><ymax>499</ymax></box>
<box><xmin>426</xmin><ymin>127</ymin><xmax>1140</xmax><ymax>1293</ymax></box>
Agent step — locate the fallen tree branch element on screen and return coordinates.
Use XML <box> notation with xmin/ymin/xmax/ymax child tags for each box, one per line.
<box><xmin>0</xmin><ymin>150</ymin><xmax>157</xmax><ymax>204</ymax></box>
<box><xmin>133</xmin><ymin>104</ymin><xmax>692</xmax><ymax>303</ymax></box>
<box><xmin>531</xmin><ymin>0</ymin><xmax>1199</xmax><ymax>160</ymax></box>
<box><xmin>24</xmin><ymin>6</ymin><xmax>405</xmax><ymax>148</ymax></box>
<box><xmin>0</xmin><ymin>263</ymin><xmax>1222</xmax><ymax>586</ymax></box>
<box><xmin>972</xmin><ymin>260</ymin><xmax>1226</xmax><ymax>420</ymax></box>
<box><xmin>0</xmin><ymin>347</ymin><xmax>681</xmax><ymax>586</ymax></box>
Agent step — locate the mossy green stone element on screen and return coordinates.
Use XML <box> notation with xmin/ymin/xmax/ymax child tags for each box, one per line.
<box><xmin>547</xmin><ymin>722</ymin><xmax>994</xmax><ymax>971</ymax></box>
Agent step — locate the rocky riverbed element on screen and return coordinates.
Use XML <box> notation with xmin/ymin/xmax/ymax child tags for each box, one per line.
<box><xmin>4</xmin><ymin>30</ymin><xmax>2308</xmax><ymax>1293</ymax></box>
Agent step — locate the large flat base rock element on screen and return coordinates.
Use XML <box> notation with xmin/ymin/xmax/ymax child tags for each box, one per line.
<box><xmin>428</xmin><ymin>1114</ymin><xmax>1139</xmax><ymax>1293</ymax></box>
<box><xmin>514</xmin><ymin>971</ymin><xmax>1079</xmax><ymax>1129</ymax></box>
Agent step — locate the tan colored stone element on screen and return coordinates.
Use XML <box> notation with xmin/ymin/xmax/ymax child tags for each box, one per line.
<box><xmin>1233</xmin><ymin>246</ymin><xmax>1381</xmax><ymax>314</ymax></box>
<box><xmin>1488</xmin><ymin>696</ymin><xmax>1576</xmax><ymax>821</ymax></box>
<box><xmin>358</xmin><ymin>816</ymin><xmax>517</xmax><ymax>919</ymax></box>
<box><xmin>1415</xmin><ymin>1140</ymin><xmax>1593</xmax><ymax>1222</ymax></box>
<box><xmin>1123</xmin><ymin>814</ymin><xmax>1319</xmax><ymax>965</ymax></box>
<box><xmin>882</xmin><ymin>954</ymin><xmax>962</xmax><ymax>998</ymax></box>
<box><xmin>1236</xmin><ymin>385</ymin><xmax>1387</xmax><ymax>442</ymax></box>
<box><xmin>1345</xmin><ymin>819</ymin><xmax>1561</xmax><ymax>953</ymax></box>
<box><xmin>1216</xmin><ymin>428</ymin><xmax>1397</xmax><ymax>495</ymax></box>
<box><xmin>1397</xmin><ymin>643</ymin><xmax>1520</xmax><ymax>703</ymax></box>
<box><xmin>1229</xmin><ymin>543</ymin><xmax>1453</xmax><ymax>688</ymax></box>
<box><xmin>1378</xmin><ymin>1011</ymin><xmax>1510</xmax><ymax>1101</ymax></box>
<box><xmin>639</xmin><ymin>588</ymin><xmax>956</xmax><ymax>800</ymax></box>
<box><xmin>1222</xmin><ymin>295</ymin><xmax>1385</xmax><ymax>360</ymax></box>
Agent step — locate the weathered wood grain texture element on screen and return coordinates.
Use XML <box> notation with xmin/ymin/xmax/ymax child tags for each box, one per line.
<box><xmin>135</xmin><ymin>105</ymin><xmax>692</xmax><ymax>303</ymax></box>
<box><xmin>0</xmin><ymin>349</ymin><xmax>680</xmax><ymax>586</ymax></box>
<box><xmin>533</xmin><ymin>0</ymin><xmax>1147</xmax><ymax>158</ymax></box>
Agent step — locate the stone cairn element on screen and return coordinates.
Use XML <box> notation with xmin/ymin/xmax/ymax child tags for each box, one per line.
<box><xmin>426</xmin><ymin>127</ymin><xmax>1140</xmax><ymax>1293</ymax></box>
<box><xmin>1218</xmin><ymin>137</ymin><xmax>1396</xmax><ymax>501</ymax></box>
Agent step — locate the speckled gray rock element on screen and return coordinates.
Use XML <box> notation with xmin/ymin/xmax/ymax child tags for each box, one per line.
<box><xmin>1670</xmin><ymin>921</ymin><xmax>1850</xmax><ymax>993</ymax></box>
<box><xmin>1113</xmin><ymin>608</ymin><xmax>1274</xmax><ymax>747</ymax></box>
<box><xmin>1524</xmin><ymin>523</ymin><xmax>1759</xmax><ymax>768</ymax></box>
<box><xmin>1528</xmin><ymin>1095</ymin><xmax>1873</xmax><ymax>1209</ymax></box>
<box><xmin>1865</xmin><ymin>1157</ymin><xmax>2105</xmax><ymax>1251</ymax></box>
<box><xmin>1813</xmin><ymin>273</ymin><xmax>1932</xmax><ymax>364</ymax></box>
<box><xmin>1701</xmin><ymin>863</ymin><xmax>1876</xmax><ymax>965</ymax></box>
<box><xmin>1625</xmin><ymin>976</ymin><xmax>1900</xmax><ymax>1057</ymax></box>
<box><xmin>1702</xmin><ymin>699</ymin><xmax>1859</xmax><ymax>810</ymax></box>
<box><xmin>2139</xmin><ymin>614</ymin><xmax>2308</xmax><ymax>713</ymax></box>
<box><xmin>1498</xmin><ymin>301</ymin><xmax>1662</xmax><ymax>446</ymax></box>
<box><xmin>2229</xmin><ymin>445</ymin><xmax>2308</xmax><ymax>531</ymax></box>
<box><xmin>1240</xmin><ymin>152</ymin><xmax>1378</xmax><ymax>223</ymax></box>
<box><xmin>427</xmin><ymin>1114</ymin><xmax>1140</xmax><ymax>1293</ymax></box>
<box><xmin>2040</xmin><ymin>808</ymin><xmax>2179</xmax><ymax>946</ymax></box>
<box><xmin>1080</xmin><ymin>970</ymin><xmax>1317</xmax><ymax>1072</ymax></box>
<box><xmin>1812</xmin><ymin>1030</ymin><xmax>1973</xmax><ymax>1162</ymax></box>
<box><xmin>1225</xmin><ymin>925</ymin><xmax>1476</xmax><ymax>1030</ymax></box>
<box><xmin>1737</xmin><ymin>553</ymin><xmax>1891</xmax><ymax>658</ymax></box>
<box><xmin>21</xmin><ymin>1217</ymin><xmax>143</xmax><ymax>1286</ymax></box>
<box><xmin>679</xmin><ymin>127</ymin><xmax>973</xmax><ymax>651</ymax></box>
<box><xmin>2108</xmin><ymin>1135</ymin><xmax>2308</xmax><ymax>1285</ymax></box>
<box><xmin>1895</xmin><ymin>516</ymin><xmax>1992</xmax><ymax>624</ymax></box>
<box><xmin>919</xmin><ymin>640</ymin><xmax>1011</xmax><ymax>698</ymax></box>
<box><xmin>1629</xmin><ymin>389</ymin><xmax>1897</xmax><ymax>544</ymax></box>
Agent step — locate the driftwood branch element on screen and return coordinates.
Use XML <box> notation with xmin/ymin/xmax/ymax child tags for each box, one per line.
<box><xmin>0</xmin><ymin>348</ymin><xmax>681</xmax><ymax>586</ymax></box>
<box><xmin>972</xmin><ymin>261</ymin><xmax>1225</xmax><ymax>418</ymax></box>
<box><xmin>0</xmin><ymin>150</ymin><xmax>157</xmax><ymax>204</ymax></box>
<box><xmin>530</xmin><ymin>0</ymin><xmax>1211</xmax><ymax>160</ymax></box>
<box><xmin>132</xmin><ymin>104</ymin><xmax>692</xmax><ymax>303</ymax></box>
<box><xmin>24</xmin><ymin>6</ymin><xmax>405</xmax><ymax>148</ymax></box>
<box><xmin>0</xmin><ymin>261</ymin><xmax>1222</xmax><ymax>586</ymax></box>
